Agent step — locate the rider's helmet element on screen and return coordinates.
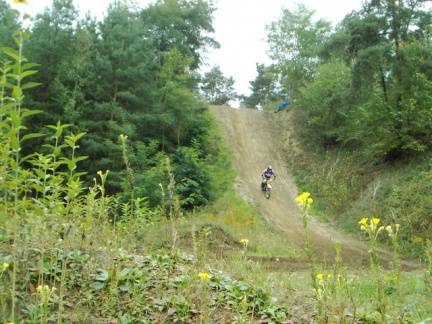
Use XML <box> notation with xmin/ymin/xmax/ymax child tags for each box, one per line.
<box><xmin>268</xmin><ymin>166</ymin><xmax>272</xmax><ymax>170</ymax></box>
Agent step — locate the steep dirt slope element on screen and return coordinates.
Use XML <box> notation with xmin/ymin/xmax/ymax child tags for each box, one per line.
<box><xmin>210</xmin><ymin>105</ymin><xmax>419</xmax><ymax>270</ymax></box>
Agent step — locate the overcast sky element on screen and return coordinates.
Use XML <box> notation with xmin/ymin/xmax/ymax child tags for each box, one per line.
<box><xmin>12</xmin><ymin>0</ymin><xmax>364</xmax><ymax>102</ymax></box>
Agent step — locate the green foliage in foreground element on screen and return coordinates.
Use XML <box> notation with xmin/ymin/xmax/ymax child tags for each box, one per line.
<box><xmin>1</xmin><ymin>5</ymin><xmax>432</xmax><ymax>324</ymax></box>
<box><xmin>0</xmin><ymin>247</ymin><xmax>289</xmax><ymax>323</ymax></box>
<box><xmin>0</xmin><ymin>17</ymin><xmax>289</xmax><ymax>322</ymax></box>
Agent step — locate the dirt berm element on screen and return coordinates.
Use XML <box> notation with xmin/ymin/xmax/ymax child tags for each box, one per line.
<box><xmin>209</xmin><ymin>105</ymin><xmax>419</xmax><ymax>271</ymax></box>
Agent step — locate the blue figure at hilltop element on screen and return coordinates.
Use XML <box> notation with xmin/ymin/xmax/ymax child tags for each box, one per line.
<box><xmin>275</xmin><ymin>100</ymin><xmax>289</xmax><ymax>113</ymax></box>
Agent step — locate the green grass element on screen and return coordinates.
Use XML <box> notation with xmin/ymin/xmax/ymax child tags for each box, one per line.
<box><xmin>1</xmin><ymin>125</ymin><xmax>432</xmax><ymax>324</ymax></box>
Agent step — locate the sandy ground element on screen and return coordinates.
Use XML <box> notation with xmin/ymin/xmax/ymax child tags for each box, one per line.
<box><xmin>209</xmin><ymin>105</ymin><xmax>420</xmax><ymax>271</ymax></box>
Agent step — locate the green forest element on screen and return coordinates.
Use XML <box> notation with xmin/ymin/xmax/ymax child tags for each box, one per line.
<box><xmin>1</xmin><ymin>0</ymin><xmax>235</xmax><ymax>212</ymax></box>
<box><xmin>1</xmin><ymin>0</ymin><xmax>432</xmax><ymax>322</ymax></box>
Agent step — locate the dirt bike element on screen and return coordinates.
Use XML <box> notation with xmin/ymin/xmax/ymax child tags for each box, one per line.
<box><xmin>261</xmin><ymin>178</ymin><xmax>273</xmax><ymax>199</ymax></box>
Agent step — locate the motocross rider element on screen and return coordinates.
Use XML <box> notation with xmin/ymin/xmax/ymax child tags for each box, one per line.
<box><xmin>261</xmin><ymin>166</ymin><xmax>276</xmax><ymax>190</ymax></box>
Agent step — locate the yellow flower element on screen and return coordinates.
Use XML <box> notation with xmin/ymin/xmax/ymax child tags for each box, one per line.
<box><xmin>385</xmin><ymin>275</ymin><xmax>398</xmax><ymax>282</ymax></box>
<box><xmin>385</xmin><ymin>226</ymin><xmax>393</xmax><ymax>236</ymax></box>
<box><xmin>316</xmin><ymin>273</ymin><xmax>323</xmax><ymax>280</ymax></box>
<box><xmin>295</xmin><ymin>192</ymin><xmax>310</xmax><ymax>203</ymax></box>
<box><xmin>2</xmin><ymin>263</ymin><xmax>9</xmax><ymax>269</ymax></box>
<box><xmin>307</xmin><ymin>198</ymin><xmax>313</xmax><ymax>205</ymax></box>
<box><xmin>240</xmin><ymin>238</ymin><xmax>249</xmax><ymax>246</ymax></box>
<box><xmin>97</xmin><ymin>170</ymin><xmax>102</xmax><ymax>175</ymax></box>
<box><xmin>358</xmin><ymin>218</ymin><xmax>368</xmax><ymax>225</ymax></box>
<box><xmin>412</xmin><ymin>236</ymin><xmax>423</xmax><ymax>243</ymax></box>
<box><xmin>395</xmin><ymin>224</ymin><xmax>400</xmax><ymax>230</ymax></box>
<box><xmin>36</xmin><ymin>285</ymin><xmax>43</xmax><ymax>292</ymax></box>
<box><xmin>360</xmin><ymin>225</ymin><xmax>367</xmax><ymax>231</ymax></box>
<box><xmin>242</xmin><ymin>294</ymin><xmax>248</xmax><ymax>303</ymax></box>
<box><xmin>372</xmin><ymin>218</ymin><xmax>380</xmax><ymax>225</ymax></box>
<box><xmin>198</xmin><ymin>272</ymin><xmax>211</xmax><ymax>280</ymax></box>
<box><xmin>14</xmin><ymin>0</ymin><xmax>28</xmax><ymax>3</ymax></box>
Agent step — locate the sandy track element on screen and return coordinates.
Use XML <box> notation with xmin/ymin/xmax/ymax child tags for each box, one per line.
<box><xmin>210</xmin><ymin>105</ymin><xmax>419</xmax><ymax>271</ymax></box>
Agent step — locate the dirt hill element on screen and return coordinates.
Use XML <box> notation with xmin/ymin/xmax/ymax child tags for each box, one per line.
<box><xmin>209</xmin><ymin>105</ymin><xmax>419</xmax><ymax>271</ymax></box>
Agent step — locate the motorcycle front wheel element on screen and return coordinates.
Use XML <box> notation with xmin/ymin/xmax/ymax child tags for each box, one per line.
<box><xmin>265</xmin><ymin>186</ymin><xmax>271</xmax><ymax>199</ymax></box>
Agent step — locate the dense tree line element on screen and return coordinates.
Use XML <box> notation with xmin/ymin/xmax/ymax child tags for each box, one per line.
<box><xmin>304</xmin><ymin>0</ymin><xmax>432</xmax><ymax>160</ymax></box>
<box><xmin>245</xmin><ymin>1</ymin><xmax>432</xmax><ymax>162</ymax></box>
<box><xmin>0</xmin><ymin>0</ymin><xmax>228</xmax><ymax>210</ymax></box>
<box><xmin>200</xmin><ymin>65</ymin><xmax>237</xmax><ymax>106</ymax></box>
<box><xmin>240</xmin><ymin>63</ymin><xmax>282</xmax><ymax>109</ymax></box>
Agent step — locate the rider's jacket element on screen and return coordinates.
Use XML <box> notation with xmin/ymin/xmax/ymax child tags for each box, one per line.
<box><xmin>262</xmin><ymin>168</ymin><xmax>275</xmax><ymax>179</ymax></box>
